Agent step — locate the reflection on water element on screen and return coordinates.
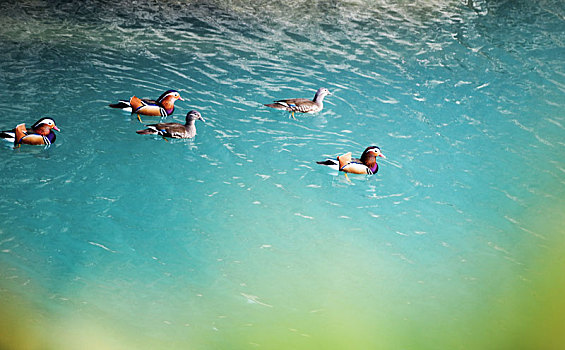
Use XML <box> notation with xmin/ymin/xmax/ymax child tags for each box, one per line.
<box><xmin>0</xmin><ymin>0</ymin><xmax>564</xmax><ymax>349</ymax></box>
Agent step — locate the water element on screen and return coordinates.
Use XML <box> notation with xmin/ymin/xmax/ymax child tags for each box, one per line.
<box><xmin>0</xmin><ymin>0</ymin><xmax>564</xmax><ymax>348</ymax></box>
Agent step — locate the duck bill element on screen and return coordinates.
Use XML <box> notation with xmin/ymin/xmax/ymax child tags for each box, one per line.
<box><xmin>53</xmin><ymin>126</ymin><xmax>61</xmax><ymax>132</ymax></box>
<box><xmin>178</xmin><ymin>96</ymin><xmax>185</xmax><ymax>101</ymax></box>
<box><xmin>378</xmin><ymin>153</ymin><xmax>386</xmax><ymax>159</ymax></box>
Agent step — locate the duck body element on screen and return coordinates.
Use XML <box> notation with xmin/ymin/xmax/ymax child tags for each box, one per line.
<box><xmin>317</xmin><ymin>146</ymin><xmax>385</xmax><ymax>175</ymax></box>
<box><xmin>264</xmin><ymin>87</ymin><xmax>331</xmax><ymax>119</ymax></box>
<box><xmin>136</xmin><ymin>110</ymin><xmax>204</xmax><ymax>139</ymax></box>
<box><xmin>109</xmin><ymin>90</ymin><xmax>184</xmax><ymax>121</ymax></box>
<box><xmin>1</xmin><ymin>117</ymin><xmax>60</xmax><ymax>147</ymax></box>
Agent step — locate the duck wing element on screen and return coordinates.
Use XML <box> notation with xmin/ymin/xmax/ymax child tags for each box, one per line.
<box><xmin>140</xmin><ymin>98</ymin><xmax>158</xmax><ymax>105</ymax></box>
<box><xmin>149</xmin><ymin>122</ymin><xmax>186</xmax><ymax>138</ymax></box>
<box><xmin>337</xmin><ymin>152</ymin><xmax>373</xmax><ymax>174</ymax></box>
<box><xmin>274</xmin><ymin>98</ymin><xmax>317</xmax><ymax>112</ymax></box>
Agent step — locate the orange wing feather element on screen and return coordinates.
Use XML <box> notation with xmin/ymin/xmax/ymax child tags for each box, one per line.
<box><xmin>14</xmin><ymin>124</ymin><xmax>48</xmax><ymax>146</ymax></box>
<box><xmin>337</xmin><ymin>152</ymin><xmax>370</xmax><ymax>174</ymax></box>
<box><xmin>337</xmin><ymin>152</ymin><xmax>352</xmax><ymax>170</ymax></box>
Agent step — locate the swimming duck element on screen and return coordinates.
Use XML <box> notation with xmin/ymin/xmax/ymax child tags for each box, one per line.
<box><xmin>0</xmin><ymin>117</ymin><xmax>60</xmax><ymax>147</ymax></box>
<box><xmin>317</xmin><ymin>146</ymin><xmax>385</xmax><ymax>175</ymax></box>
<box><xmin>264</xmin><ymin>87</ymin><xmax>331</xmax><ymax>119</ymax></box>
<box><xmin>136</xmin><ymin>110</ymin><xmax>204</xmax><ymax>139</ymax></box>
<box><xmin>109</xmin><ymin>89</ymin><xmax>184</xmax><ymax>122</ymax></box>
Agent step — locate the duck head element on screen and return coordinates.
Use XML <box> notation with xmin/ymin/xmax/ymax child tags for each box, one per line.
<box><xmin>361</xmin><ymin>146</ymin><xmax>386</xmax><ymax>160</ymax></box>
<box><xmin>158</xmin><ymin>90</ymin><xmax>184</xmax><ymax>114</ymax></box>
<box><xmin>360</xmin><ymin>146</ymin><xmax>385</xmax><ymax>174</ymax></box>
<box><xmin>157</xmin><ymin>90</ymin><xmax>184</xmax><ymax>103</ymax></box>
<box><xmin>32</xmin><ymin>117</ymin><xmax>60</xmax><ymax>133</ymax></box>
<box><xmin>185</xmin><ymin>110</ymin><xmax>205</xmax><ymax>124</ymax></box>
<box><xmin>313</xmin><ymin>87</ymin><xmax>331</xmax><ymax>102</ymax></box>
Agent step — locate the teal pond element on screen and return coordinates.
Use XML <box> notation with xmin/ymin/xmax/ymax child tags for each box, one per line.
<box><xmin>0</xmin><ymin>1</ymin><xmax>564</xmax><ymax>349</ymax></box>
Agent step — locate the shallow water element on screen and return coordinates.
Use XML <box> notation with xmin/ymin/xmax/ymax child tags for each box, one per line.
<box><xmin>1</xmin><ymin>0</ymin><xmax>564</xmax><ymax>349</ymax></box>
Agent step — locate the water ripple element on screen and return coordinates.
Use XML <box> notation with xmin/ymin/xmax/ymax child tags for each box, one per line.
<box><xmin>0</xmin><ymin>1</ymin><xmax>564</xmax><ymax>348</ymax></box>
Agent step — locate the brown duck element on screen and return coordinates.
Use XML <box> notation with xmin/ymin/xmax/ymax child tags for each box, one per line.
<box><xmin>264</xmin><ymin>87</ymin><xmax>331</xmax><ymax>119</ymax></box>
<box><xmin>136</xmin><ymin>110</ymin><xmax>204</xmax><ymax>139</ymax></box>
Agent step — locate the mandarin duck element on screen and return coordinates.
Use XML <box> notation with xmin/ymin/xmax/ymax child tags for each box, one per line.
<box><xmin>109</xmin><ymin>89</ymin><xmax>184</xmax><ymax>122</ymax></box>
<box><xmin>317</xmin><ymin>146</ymin><xmax>385</xmax><ymax>177</ymax></box>
<box><xmin>264</xmin><ymin>87</ymin><xmax>331</xmax><ymax>119</ymax></box>
<box><xmin>136</xmin><ymin>110</ymin><xmax>204</xmax><ymax>139</ymax></box>
<box><xmin>0</xmin><ymin>117</ymin><xmax>60</xmax><ymax>148</ymax></box>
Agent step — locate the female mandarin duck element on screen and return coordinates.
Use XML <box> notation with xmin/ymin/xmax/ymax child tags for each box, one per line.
<box><xmin>264</xmin><ymin>87</ymin><xmax>331</xmax><ymax>119</ymax></box>
<box><xmin>136</xmin><ymin>110</ymin><xmax>204</xmax><ymax>139</ymax></box>
<box><xmin>317</xmin><ymin>146</ymin><xmax>386</xmax><ymax>176</ymax></box>
<box><xmin>109</xmin><ymin>89</ymin><xmax>184</xmax><ymax>122</ymax></box>
<box><xmin>0</xmin><ymin>117</ymin><xmax>60</xmax><ymax>147</ymax></box>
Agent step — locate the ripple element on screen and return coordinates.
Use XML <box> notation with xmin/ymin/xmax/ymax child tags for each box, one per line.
<box><xmin>0</xmin><ymin>1</ymin><xmax>563</xmax><ymax>348</ymax></box>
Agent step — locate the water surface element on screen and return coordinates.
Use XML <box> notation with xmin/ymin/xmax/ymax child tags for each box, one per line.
<box><xmin>1</xmin><ymin>0</ymin><xmax>564</xmax><ymax>349</ymax></box>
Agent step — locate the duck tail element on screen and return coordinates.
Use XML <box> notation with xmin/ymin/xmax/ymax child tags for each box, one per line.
<box><xmin>0</xmin><ymin>129</ymin><xmax>16</xmax><ymax>143</ymax></box>
<box><xmin>136</xmin><ymin>129</ymin><xmax>156</xmax><ymax>135</ymax></box>
<box><xmin>109</xmin><ymin>100</ymin><xmax>132</xmax><ymax>110</ymax></box>
<box><xmin>264</xmin><ymin>103</ymin><xmax>285</xmax><ymax>110</ymax></box>
<box><xmin>316</xmin><ymin>159</ymin><xmax>337</xmax><ymax>166</ymax></box>
<box><xmin>316</xmin><ymin>158</ymin><xmax>339</xmax><ymax>171</ymax></box>
<box><xmin>136</xmin><ymin>125</ymin><xmax>160</xmax><ymax>135</ymax></box>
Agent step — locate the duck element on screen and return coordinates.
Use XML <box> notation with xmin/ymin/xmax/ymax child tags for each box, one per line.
<box><xmin>109</xmin><ymin>89</ymin><xmax>184</xmax><ymax>122</ymax></box>
<box><xmin>0</xmin><ymin>117</ymin><xmax>60</xmax><ymax>147</ymax></box>
<box><xmin>264</xmin><ymin>87</ymin><xmax>331</xmax><ymax>119</ymax></box>
<box><xmin>317</xmin><ymin>146</ymin><xmax>385</xmax><ymax>175</ymax></box>
<box><xmin>136</xmin><ymin>110</ymin><xmax>204</xmax><ymax>139</ymax></box>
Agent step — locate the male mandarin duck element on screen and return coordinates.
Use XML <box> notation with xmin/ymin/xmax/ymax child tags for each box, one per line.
<box><xmin>0</xmin><ymin>117</ymin><xmax>60</xmax><ymax>147</ymax></box>
<box><xmin>264</xmin><ymin>87</ymin><xmax>331</xmax><ymax>119</ymax></box>
<box><xmin>136</xmin><ymin>110</ymin><xmax>204</xmax><ymax>139</ymax></box>
<box><xmin>317</xmin><ymin>146</ymin><xmax>386</xmax><ymax>176</ymax></box>
<box><xmin>109</xmin><ymin>89</ymin><xmax>184</xmax><ymax>122</ymax></box>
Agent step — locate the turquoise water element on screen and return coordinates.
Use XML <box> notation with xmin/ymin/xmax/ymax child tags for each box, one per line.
<box><xmin>1</xmin><ymin>0</ymin><xmax>564</xmax><ymax>349</ymax></box>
